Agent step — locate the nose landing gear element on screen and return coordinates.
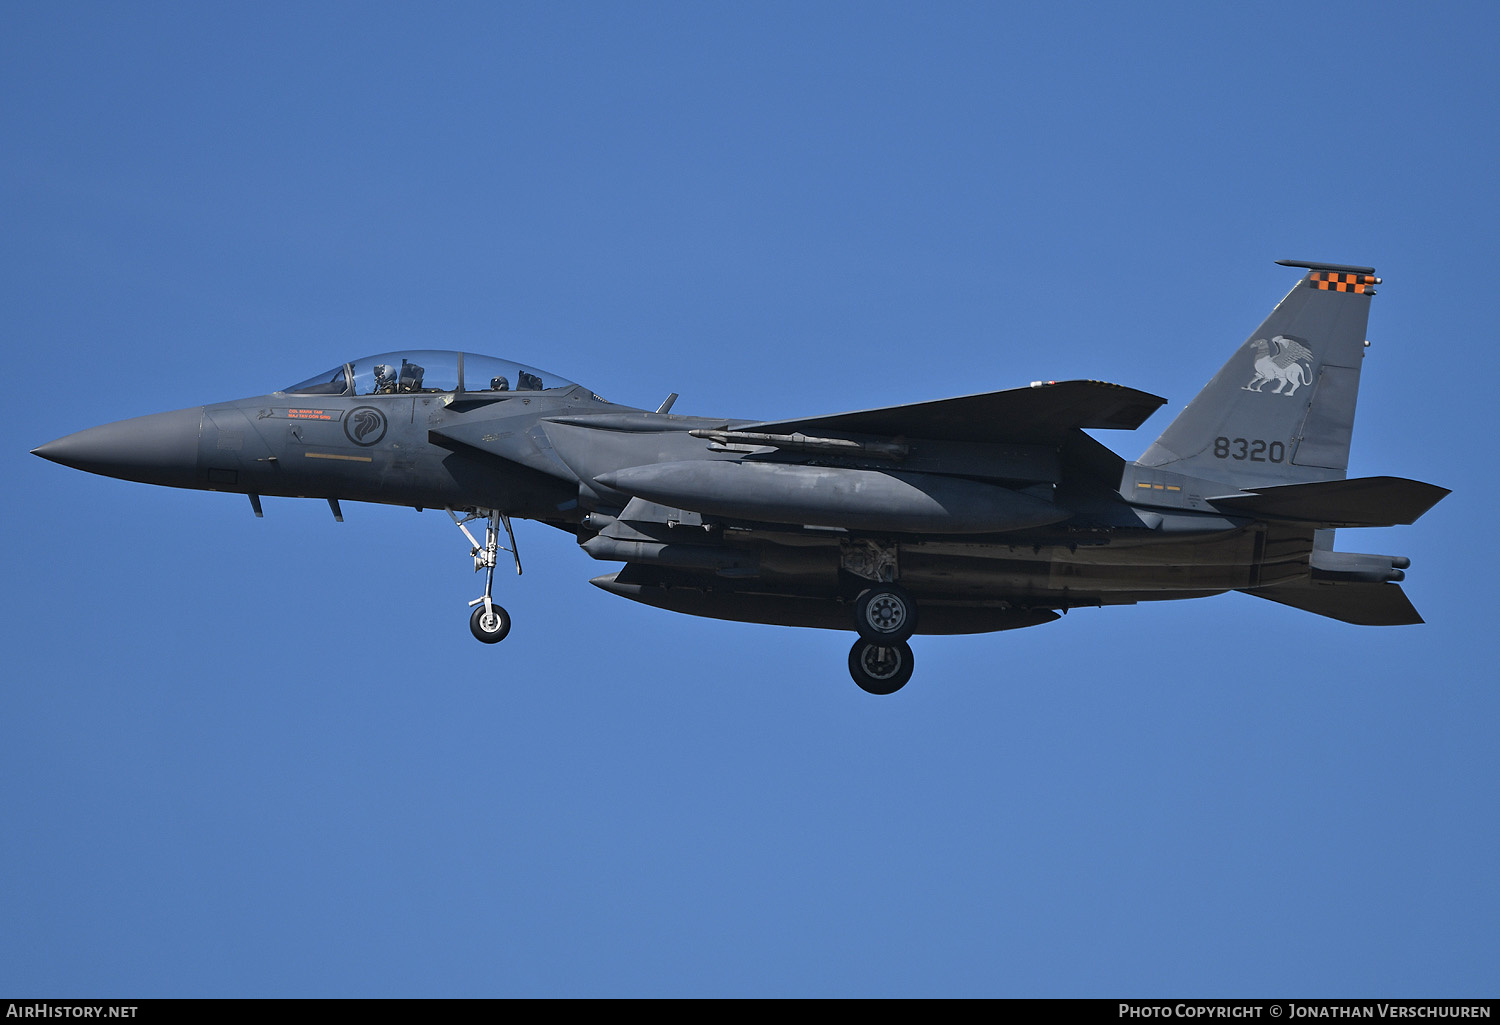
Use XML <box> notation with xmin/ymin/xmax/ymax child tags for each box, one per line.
<box><xmin>470</xmin><ymin>603</ymin><xmax>512</xmax><ymax>644</ymax></box>
<box><xmin>448</xmin><ymin>508</ymin><xmax>522</xmax><ymax>644</ymax></box>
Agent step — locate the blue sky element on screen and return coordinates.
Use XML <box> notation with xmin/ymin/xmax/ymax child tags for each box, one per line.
<box><xmin>3</xmin><ymin>2</ymin><xmax>1497</xmax><ymax>997</ymax></box>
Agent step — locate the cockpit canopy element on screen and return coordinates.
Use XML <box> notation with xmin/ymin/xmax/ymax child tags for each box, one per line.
<box><xmin>282</xmin><ymin>351</ymin><xmax>588</xmax><ymax>398</ymax></box>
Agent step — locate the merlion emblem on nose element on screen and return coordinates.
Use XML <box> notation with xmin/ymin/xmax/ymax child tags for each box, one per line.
<box><xmin>344</xmin><ymin>407</ymin><xmax>388</xmax><ymax>446</ymax></box>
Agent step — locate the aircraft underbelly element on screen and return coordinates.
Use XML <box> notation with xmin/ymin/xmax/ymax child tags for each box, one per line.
<box><xmin>886</xmin><ymin>533</ymin><xmax>1255</xmax><ymax>600</ymax></box>
<box><xmin>590</xmin><ymin>523</ymin><xmax>1314</xmax><ymax>632</ymax></box>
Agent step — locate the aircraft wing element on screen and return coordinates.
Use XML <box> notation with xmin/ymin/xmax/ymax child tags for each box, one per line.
<box><xmin>744</xmin><ymin>380</ymin><xmax>1166</xmax><ymax>444</ymax></box>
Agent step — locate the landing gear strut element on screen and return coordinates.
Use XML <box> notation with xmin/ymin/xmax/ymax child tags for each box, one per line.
<box><xmin>448</xmin><ymin>508</ymin><xmax>521</xmax><ymax>644</ymax></box>
<box><xmin>848</xmin><ymin>638</ymin><xmax>915</xmax><ymax>695</ymax></box>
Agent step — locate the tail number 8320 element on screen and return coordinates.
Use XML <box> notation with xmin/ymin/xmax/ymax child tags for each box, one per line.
<box><xmin>1214</xmin><ymin>437</ymin><xmax>1286</xmax><ymax>462</ymax></box>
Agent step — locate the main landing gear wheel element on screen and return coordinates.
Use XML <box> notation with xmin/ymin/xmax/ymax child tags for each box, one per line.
<box><xmin>848</xmin><ymin>638</ymin><xmax>915</xmax><ymax>695</ymax></box>
<box><xmin>470</xmin><ymin>603</ymin><xmax>512</xmax><ymax>644</ymax></box>
<box><xmin>854</xmin><ymin>585</ymin><xmax>917</xmax><ymax>643</ymax></box>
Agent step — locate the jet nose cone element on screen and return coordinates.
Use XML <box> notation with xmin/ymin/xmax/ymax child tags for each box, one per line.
<box><xmin>33</xmin><ymin>406</ymin><xmax>205</xmax><ymax>488</ymax></box>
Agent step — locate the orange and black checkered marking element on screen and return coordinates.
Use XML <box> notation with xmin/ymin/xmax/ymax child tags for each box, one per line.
<box><xmin>1308</xmin><ymin>271</ymin><xmax>1378</xmax><ymax>293</ymax></box>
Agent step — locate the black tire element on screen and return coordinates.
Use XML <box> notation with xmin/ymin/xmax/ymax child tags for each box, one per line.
<box><xmin>469</xmin><ymin>603</ymin><xmax>511</xmax><ymax>644</ymax></box>
<box><xmin>848</xmin><ymin>638</ymin><xmax>915</xmax><ymax>695</ymax></box>
<box><xmin>853</xmin><ymin>586</ymin><xmax>917</xmax><ymax>643</ymax></box>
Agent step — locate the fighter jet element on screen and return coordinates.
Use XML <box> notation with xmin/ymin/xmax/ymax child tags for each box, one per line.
<box><xmin>33</xmin><ymin>260</ymin><xmax>1447</xmax><ymax>693</ymax></box>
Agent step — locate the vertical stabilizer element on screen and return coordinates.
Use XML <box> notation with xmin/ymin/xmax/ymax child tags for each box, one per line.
<box><xmin>1136</xmin><ymin>260</ymin><xmax>1378</xmax><ymax>488</ymax></box>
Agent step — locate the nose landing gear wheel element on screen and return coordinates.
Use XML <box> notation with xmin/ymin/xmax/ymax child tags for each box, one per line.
<box><xmin>470</xmin><ymin>603</ymin><xmax>512</xmax><ymax>644</ymax></box>
<box><xmin>854</xmin><ymin>586</ymin><xmax>917</xmax><ymax>643</ymax></box>
<box><xmin>848</xmin><ymin>638</ymin><xmax>915</xmax><ymax>695</ymax></box>
<box><xmin>449</xmin><ymin>508</ymin><xmax>522</xmax><ymax>646</ymax></box>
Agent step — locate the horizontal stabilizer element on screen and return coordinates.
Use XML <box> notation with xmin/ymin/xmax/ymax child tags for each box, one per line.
<box><xmin>1240</xmin><ymin>581</ymin><xmax>1423</xmax><ymax>626</ymax></box>
<box><xmin>747</xmin><ymin>380</ymin><xmax>1166</xmax><ymax>444</ymax></box>
<box><xmin>1209</xmin><ymin>476</ymin><xmax>1449</xmax><ymax>527</ymax></box>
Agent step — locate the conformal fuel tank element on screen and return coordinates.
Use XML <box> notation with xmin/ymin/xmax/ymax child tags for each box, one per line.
<box><xmin>594</xmin><ymin>460</ymin><xmax>1068</xmax><ymax>534</ymax></box>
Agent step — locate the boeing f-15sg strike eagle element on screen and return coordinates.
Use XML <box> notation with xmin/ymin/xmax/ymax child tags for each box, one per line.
<box><xmin>34</xmin><ymin>260</ymin><xmax>1448</xmax><ymax>694</ymax></box>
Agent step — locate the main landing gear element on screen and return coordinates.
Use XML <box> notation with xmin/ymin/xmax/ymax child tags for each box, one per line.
<box><xmin>853</xmin><ymin>584</ymin><xmax>917</xmax><ymax>643</ymax></box>
<box><xmin>848</xmin><ymin>584</ymin><xmax>918</xmax><ymax>694</ymax></box>
<box><xmin>449</xmin><ymin>508</ymin><xmax>521</xmax><ymax>644</ymax></box>
<box><xmin>848</xmin><ymin>638</ymin><xmax>915</xmax><ymax>695</ymax></box>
